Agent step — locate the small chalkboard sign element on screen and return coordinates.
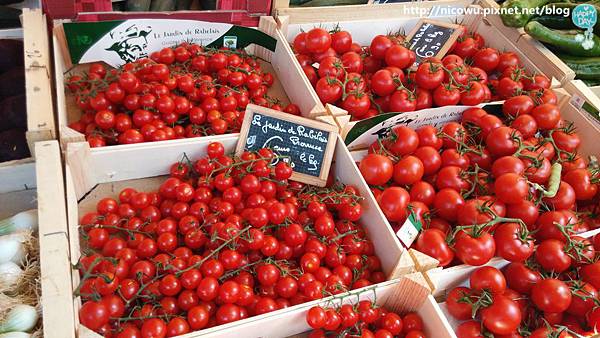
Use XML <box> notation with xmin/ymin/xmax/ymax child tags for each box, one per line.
<box><xmin>236</xmin><ymin>104</ymin><xmax>339</xmax><ymax>187</ymax></box>
<box><xmin>406</xmin><ymin>19</ymin><xmax>462</xmax><ymax>66</ymax></box>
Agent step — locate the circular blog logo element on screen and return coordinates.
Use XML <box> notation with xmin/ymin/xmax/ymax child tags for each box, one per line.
<box><xmin>572</xmin><ymin>4</ymin><xmax>597</xmax><ymax>30</ymax></box>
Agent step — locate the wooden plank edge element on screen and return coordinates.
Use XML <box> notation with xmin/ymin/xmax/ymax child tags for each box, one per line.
<box><xmin>35</xmin><ymin>141</ymin><xmax>76</xmax><ymax>338</ymax></box>
<box><xmin>409</xmin><ymin>248</ymin><xmax>440</xmax><ymax>272</ymax></box>
<box><xmin>23</xmin><ymin>8</ymin><xmax>56</xmax><ymax>155</ymax></box>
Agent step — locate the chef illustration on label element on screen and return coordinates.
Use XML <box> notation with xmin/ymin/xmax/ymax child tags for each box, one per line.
<box><xmin>106</xmin><ymin>24</ymin><xmax>152</xmax><ymax>63</ymax></box>
<box><xmin>371</xmin><ymin>115</ymin><xmax>416</xmax><ymax>139</ymax></box>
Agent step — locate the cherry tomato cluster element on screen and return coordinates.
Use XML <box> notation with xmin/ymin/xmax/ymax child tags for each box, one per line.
<box><xmin>448</xmin><ymin>253</ymin><xmax>600</xmax><ymax>338</ymax></box>
<box><xmin>306</xmin><ymin>300</ymin><xmax>426</xmax><ymax>338</ymax></box>
<box><xmin>358</xmin><ymin>96</ymin><xmax>599</xmax><ymax>268</ymax></box>
<box><xmin>292</xmin><ymin>27</ymin><xmax>555</xmax><ymax>119</ymax></box>
<box><xmin>66</xmin><ymin>43</ymin><xmax>300</xmax><ymax>148</ymax></box>
<box><xmin>75</xmin><ymin>142</ymin><xmax>385</xmax><ymax>337</ymax></box>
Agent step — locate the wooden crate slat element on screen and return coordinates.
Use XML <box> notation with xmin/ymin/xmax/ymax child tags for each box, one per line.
<box><xmin>23</xmin><ymin>9</ymin><xmax>56</xmax><ymax>155</ymax></box>
<box><xmin>35</xmin><ymin>141</ymin><xmax>76</xmax><ymax>338</ymax></box>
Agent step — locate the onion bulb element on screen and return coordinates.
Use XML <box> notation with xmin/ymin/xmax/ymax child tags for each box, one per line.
<box><xmin>0</xmin><ymin>234</ymin><xmax>27</xmax><ymax>265</ymax></box>
<box><xmin>0</xmin><ymin>262</ymin><xmax>22</xmax><ymax>287</ymax></box>
<box><xmin>0</xmin><ymin>332</ymin><xmax>31</xmax><ymax>338</ymax></box>
<box><xmin>0</xmin><ymin>211</ymin><xmax>37</xmax><ymax>236</ymax></box>
<box><xmin>0</xmin><ymin>305</ymin><xmax>38</xmax><ymax>333</ymax></box>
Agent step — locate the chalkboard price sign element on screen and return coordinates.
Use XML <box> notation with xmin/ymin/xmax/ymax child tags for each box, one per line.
<box><xmin>236</xmin><ymin>104</ymin><xmax>339</xmax><ymax>187</ymax></box>
<box><xmin>406</xmin><ymin>19</ymin><xmax>462</xmax><ymax>66</ymax></box>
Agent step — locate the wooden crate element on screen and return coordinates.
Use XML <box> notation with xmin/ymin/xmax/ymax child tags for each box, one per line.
<box><xmin>271</xmin><ymin>0</ymin><xmax>471</xmax><ymax>17</ymax></box>
<box><xmin>1</xmin><ymin>141</ymin><xmax>75</xmax><ymax>338</ymax></box>
<box><xmin>281</xmin><ymin>275</ymin><xmax>455</xmax><ymax>338</ymax></box>
<box><xmin>53</xmin><ymin>16</ymin><xmax>326</xmax><ymax>150</ymax></box>
<box><xmin>431</xmin><ymin>228</ymin><xmax>600</xmax><ymax>332</ymax></box>
<box><xmin>0</xmin><ymin>9</ymin><xmax>55</xmax><ymax>169</ymax></box>
<box><xmin>341</xmin><ymin>87</ymin><xmax>600</xmax><ymax>295</ymax></box>
<box><xmin>265</xmin><ymin>1</ymin><xmax>564</xmax><ymax>122</ymax></box>
<box><xmin>424</xmin><ymin>89</ymin><xmax>600</xmax><ymax>297</ymax></box>
<box><xmin>477</xmin><ymin>0</ymin><xmax>576</xmax><ymax>85</ymax></box>
<box><xmin>63</xmin><ymin>133</ymin><xmax>415</xmax><ymax>337</ymax></box>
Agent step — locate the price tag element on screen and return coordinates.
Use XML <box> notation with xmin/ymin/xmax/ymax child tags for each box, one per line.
<box><xmin>395</xmin><ymin>213</ymin><xmax>423</xmax><ymax>248</ymax></box>
<box><xmin>236</xmin><ymin>104</ymin><xmax>339</xmax><ymax>187</ymax></box>
<box><xmin>570</xmin><ymin>94</ymin><xmax>585</xmax><ymax>110</ymax></box>
<box><xmin>405</xmin><ymin>19</ymin><xmax>462</xmax><ymax>66</ymax></box>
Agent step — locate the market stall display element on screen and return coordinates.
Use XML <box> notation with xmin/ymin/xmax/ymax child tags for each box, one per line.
<box><xmin>290</xmin><ymin>23</ymin><xmax>554</xmax><ymax>118</ymax></box>
<box><xmin>302</xmin><ymin>276</ymin><xmax>453</xmax><ymax>338</ymax></box>
<box><xmin>62</xmin><ymin>132</ymin><xmax>414</xmax><ymax>337</ymax></box>
<box><xmin>351</xmin><ymin>86</ymin><xmax>599</xmax><ymax>274</ymax></box>
<box><xmin>272</xmin><ymin>1</ymin><xmax>566</xmax><ymax>129</ymax></box>
<box><xmin>54</xmin><ymin>17</ymin><xmax>324</xmax><ymax>149</ymax></box>
<box><xmin>2</xmin><ymin>1</ymin><xmax>600</xmax><ymax>337</ymax></box>
<box><xmin>433</xmin><ymin>225</ymin><xmax>600</xmax><ymax>337</ymax></box>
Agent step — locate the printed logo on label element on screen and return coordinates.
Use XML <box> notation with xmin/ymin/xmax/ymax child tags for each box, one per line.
<box><xmin>570</xmin><ymin>94</ymin><xmax>585</xmax><ymax>110</ymax></box>
<box><xmin>106</xmin><ymin>24</ymin><xmax>153</xmax><ymax>63</ymax></box>
<box><xmin>395</xmin><ymin>214</ymin><xmax>422</xmax><ymax>248</ymax></box>
<box><xmin>223</xmin><ymin>36</ymin><xmax>238</xmax><ymax>48</ymax></box>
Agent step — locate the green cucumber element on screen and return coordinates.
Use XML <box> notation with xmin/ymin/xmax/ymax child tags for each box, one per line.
<box><xmin>583</xmin><ymin>79</ymin><xmax>600</xmax><ymax>86</ymax></box>
<box><xmin>525</xmin><ymin>21</ymin><xmax>600</xmax><ymax>57</ymax></box>
<box><xmin>557</xmin><ymin>53</ymin><xmax>600</xmax><ymax>79</ymax></box>
<box><xmin>500</xmin><ymin>0</ymin><xmax>551</xmax><ymax>27</ymax></box>
<box><xmin>530</xmin><ymin>15</ymin><xmax>576</xmax><ymax>30</ymax></box>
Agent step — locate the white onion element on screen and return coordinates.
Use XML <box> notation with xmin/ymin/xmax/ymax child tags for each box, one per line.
<box><xmin>0</xmin><ymin>332</ymin><xmax>32</xmax><ymax>338</ymax></box>
<box><xmin>0</xmin><ymin>234</ymin><xmax>27</xmax><ymax>266</ymax></box>
<box><xmin>0</xmin><ymin>210</ymin><xmax>37</xmax><ymax>236</ymax></box>
<box><xmin>0</xmin><ymin>305</ymin><xmax>38</xmax><ymax>333</ymax></box>
<box><xmin>0</xmin><ymin>262</ymin><xmax>22</xmax><ymax>287</ymax></box>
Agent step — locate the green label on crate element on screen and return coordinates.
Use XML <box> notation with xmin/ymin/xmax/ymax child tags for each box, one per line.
<box><xmin>62</xmin><ymin>19</ymin><xmax>277</xmax><ymax>67</ymax></box>
<box><xmin>343</xmin><ymin>102</ymin><xmax>503</xmax><ymax>150</ymax></box>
